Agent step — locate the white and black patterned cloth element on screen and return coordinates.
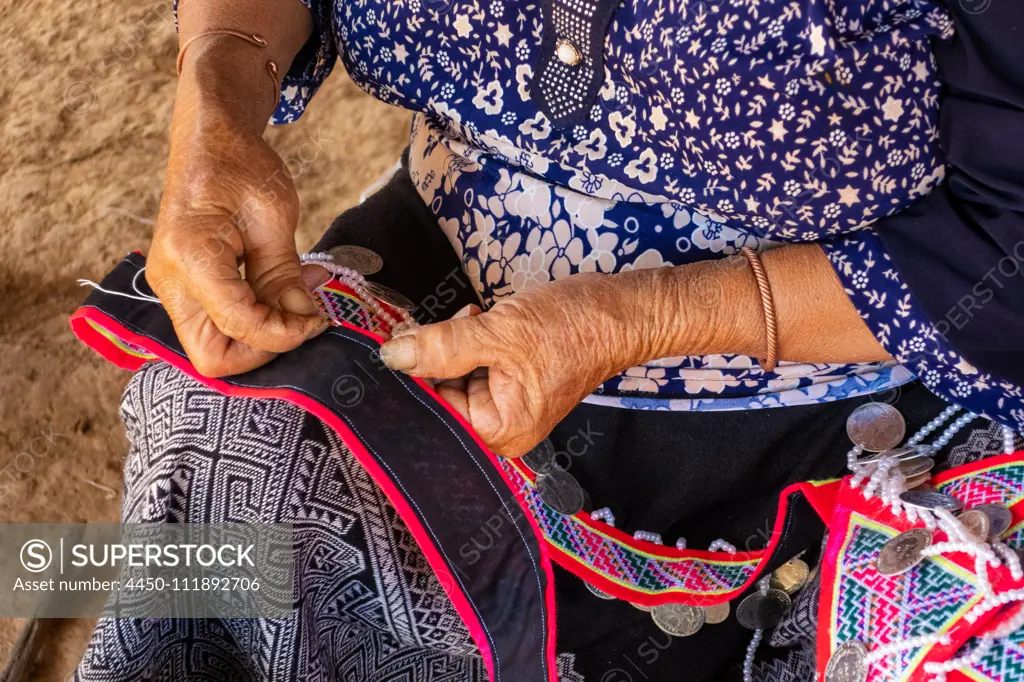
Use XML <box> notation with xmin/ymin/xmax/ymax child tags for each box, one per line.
<box><xmin>73</xmin><ymin>358</ymin><xmax>1017</xmax><ymax>681</ymax></box>
<box><xmin>76</xmin><ymin>362</ymin><xmax>487</xmax><ymax>682</ymax></box>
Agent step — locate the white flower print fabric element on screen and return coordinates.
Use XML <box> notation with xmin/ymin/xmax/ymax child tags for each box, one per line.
<box><xmin>266</xmin><ymin>0</ymin><xmax>1023</xmax><ymax>429</ymax></box>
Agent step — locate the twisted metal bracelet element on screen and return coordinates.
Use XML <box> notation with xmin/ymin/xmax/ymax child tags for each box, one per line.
<box><xmin>740</xmin><ymin>246</ymin><xmax>778</xmax><ymax>372</ymax></box>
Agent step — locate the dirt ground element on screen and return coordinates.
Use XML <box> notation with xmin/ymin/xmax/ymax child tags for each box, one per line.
<box><xmin>0</xmin><ymin>0</ymin><xmax>411</xmax><ymax>677</ymax></box>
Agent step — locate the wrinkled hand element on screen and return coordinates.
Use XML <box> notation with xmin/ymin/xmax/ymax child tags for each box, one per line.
<box><xmin>378</xmin><ymin>273</ymin><xmax>645</xmax><ymax>457</ymax></box>
<box><xmin>147</xmin><ymin>118</ymin><xmax>330</xmax><ymax>377</ymax></box>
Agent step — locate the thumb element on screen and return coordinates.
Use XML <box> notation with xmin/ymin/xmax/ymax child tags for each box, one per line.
<box><xmin>244</xmin><ymin>242</ymin><xmax>320</xmax><ymax>317</ymax></box>
<box><xmin>379</xmin><ymin>315</ymin><xmax>498</xmax><ymax>378</ymax></box>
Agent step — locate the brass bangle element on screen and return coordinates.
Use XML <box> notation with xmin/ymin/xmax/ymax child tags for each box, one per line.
<box><xmin>740</xmin><ymin>246</ymin><xmax>778</xmax><ymax>373</ymax></box>
<box><xmin>176</xmin><ymin>30</ymin><xmax>280</xmax><ymax>110</ymax></box>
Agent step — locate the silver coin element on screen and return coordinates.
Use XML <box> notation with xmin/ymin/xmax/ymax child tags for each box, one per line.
<box><xmin>876</xmin><ymin>528</ymin><xmax>932</xmax><ymax>576</ymax></box>
<box><xmin>769</xmin><ymin>558</ymin><xmax>810</xmax><ymax>595</ymax></box>
<box><xmin>825</xmin><ymin>641</ymin><xmax>868</xmax><ymax>682</ymax></box>
<box><xmin>537</xmin><ymin>467</ymin><xmax>585</xmax><ymax>516</ymax></box>
<box><xmin>899</xmin><ymin>456</ymin><xmax>935</xmax><ymax>479</ymax></box>
<box><xmin>957</xmin><ymin>509</ymin><xmax>992</xmax><ymax>543</ymax></box>
<box><xmin>904</xmin><ymin>471</ymin><xmax>933</xmax><ymax>490</ymax></box>
<box><xmin>364</xmin><ymin>281</ymin><xmax>416</xmax><ymax>311</ymax></box>
<box><xmin>975</xmin><ymin>504</ymin><xmax>1014</xmax><ymax>540</ymax></box>
<box><xmin>521</xmin><ymin>439</ymin><xmax>556</xmax><ymax>475</ymax></box>
<box><xmin>735</xmin><ymin>589</ymin><xmax>792</xmax><ymax>630</ymax></box>
<box><xmin>858</xmin><ymin>445</ymin><xmax>923</xmax><ymax>464</ymax></box>
<box><xmin>847</xmin><ymin>402</ymin><xmax>907</xmax><ymax>452</ymax></box>
<box><xmin>630</xmin><ymin>602</ymin><xmax>653</xmax><ymax>612</ymax></box>
<box><xmin>899</xmin><ymin>490</ymin><xmax>963</xmax><ymax>512</ymax></box>
<box><xmin>585</xmin><ymin>582</ymin><xmax>616</xmax><ymax>600</ymax></box>
<box><xmin>703</xmin><ymin>601</ymin><xmax>730</xmax><ymax>625</ymax></box>
<box><xmin>328</xmin><ymin>245</ymin><xmax>384</xmax><ymax>275</ymax></box>
<box><xmin>651</xmin><ymin>604</ymin><xmax>705</xmax><ymax>637</ymax></box>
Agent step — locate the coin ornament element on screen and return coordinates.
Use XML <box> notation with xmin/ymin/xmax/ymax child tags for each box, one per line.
<box><xmin>703</xmin><ymin>602</ymin><xmax>730</xmax><ymax>625</ymax></box>
<box><xmin>537</xmin><ymin>466</ymin><xmax>585</xmax><ymax>516</ymax></box>
<box><xmin>631</xmin><ymin>602</ymin><xmax>653</xmax><ymax>612</ymax></box>
<box><xmin>364</xmin><ymin>281</ymin><xmax>415</xmax><ymax>311</ymax></box>
<box><xmin>585</xmin><ymin>582</ymin><xmax>616</xmax><ymax>600</ymax></box>
<box><xmin>974</xmin><ymin>504</ymin><xmax>1014</xmax><ymax>540</ymax></box>
<box><xmin>735</xmin><ymin>589</ymin><xmax>792</xmax><ymax>631</ymax></box>
<box><xmin>958</xmin><ymin>509</ymin><xmax>992</xmax><ymax>544</ymax></box>
<box><xmin>825</xmin><ymin>641</ymin><xmax>868</xmax><ymax>682</ymax></box>
<box><xmin>898</xmin><ymin>456</ymin><xmax>936</xmax><ymax>479</ymax></box>
<box><xmin>521</xmin><ymin>440</ymin><xmax>556</xmax><ymax>475</ymax></box>
<box><xmin>904</xmin><ymin>471</ymin><xmax>933</xmax><ymax>490</ymax></box>
<box><xmin>846</xmin><ymin>403</ymin><xmax>907</xmax><ymax>452</ymax></box>
<box><xmin>651</xmin><ymin>604</ymin><xmax>705</xmax><ymax>637</ymax></box>
<box><xmin>769</xmin><ymin>558</ymin><xmax>810</xmax><ymax>595</ymax></box>
<box><xmin>328</xmin><ymin>245</ymin><xmax>384</xmax><ymax>275</ymax></box>
<box><xmin>899</xmin><ymin>490</ymin><xmax>964</xmax><ymax>512</ymax></box>
<box><xmin>876</xmin><ymin>528</ymin><xmax>932</xmax><ymax>576</ymax></box>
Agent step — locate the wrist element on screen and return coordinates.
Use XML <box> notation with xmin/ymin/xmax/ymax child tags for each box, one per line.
<box><xmin>618</xmin><ymin>256</ymin><xmax>767</xmax><ymax>367</ymax></box>
<box><xmin>176</xmin><ymin>35</ymin><xmax>281</xmax><ymax>136</ymax></box>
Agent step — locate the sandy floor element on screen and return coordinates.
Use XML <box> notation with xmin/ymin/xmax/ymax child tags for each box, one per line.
<box><xmin>0</xmin><ymin>0</ymin><xmax>411</xmax><ymax>677</ymax></box>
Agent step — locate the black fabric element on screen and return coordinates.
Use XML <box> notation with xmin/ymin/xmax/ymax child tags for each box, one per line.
<box><xmin>79</xmin><ymin>254</ymin><xmax>552</xmax><ymax>682</ymax></box>
<box><xmin>875</xmin><ymin>1</ymin><xmax>1024</xmax><ymax>384</ymax></box>
<box><xmin>313</xmin><ymin>149</ymin><xmax>481</xmax><ymax>324</ymax></box>
<box><xmin>547</xmin><ymin>382</ymin><xmax>954</xmax><ymax>681</ymax></box>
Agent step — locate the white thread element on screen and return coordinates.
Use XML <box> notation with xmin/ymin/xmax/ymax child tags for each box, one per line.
<box><xmin>77</xmin><ymin>266</ymin><xmax>161</xmax><ymax>305</ymax></box>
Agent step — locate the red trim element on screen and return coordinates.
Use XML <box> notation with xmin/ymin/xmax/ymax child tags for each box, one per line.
<box><xmin>509</xmin><ymin>458</ymin><xmax>842</xmax><ymax>565</ymax></box>
<box><xmin>540</xmin><ymin>477</ymin><xmax>840</xmax><ymax>607</ymax></box>
<box><xmin>815</xmin><ymin>473</ymin><xmax>1024</xmax><ymax>681</ymax></box>
<box><xmin>71</xmin><ymin>306</ymin><xmax>560</xmax><ymax>682</ymax></box>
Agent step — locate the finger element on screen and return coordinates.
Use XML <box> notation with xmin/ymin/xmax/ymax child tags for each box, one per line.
<box><xmin>378</xmin><ymin>315</ymin><xmax>498</xmax><ymax>378</ymax></box>
<box><xmin>452</xmin><ymin>303</ymin><xmax>483</xmax><ymax>319</ymax></box>
<box><xmin>153</xmin><ymin>277</ymin><xmax>279</xmax><ymax>376</ymax></box>
<box><xmin>301</xmin><ymin>263</ymin><xmax>332</xmax><ymax>291</ymax></box>
<box><xmin>161</xmin><ymin>221</ymin><xmax>327</xmax><ymax>353</ymax></box>
<box><xmin>435</xmin><ymin>377</ymin><xmax>470</xmax><ymax>421</ymax></box>
<box><xmin>244</xmin><ymin>241</ymin><xmax>319</xmax><ymax>316</ymax></box>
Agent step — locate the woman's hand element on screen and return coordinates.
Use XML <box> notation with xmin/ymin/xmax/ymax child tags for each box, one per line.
<box><xmin>377</xmin><ymin>247</ymin><xmax>891</xmax><ymax>457</ymax></box>
<box><xmin>146</xmin><ymin>29</ymin><xmax>328</xmax><ymax>378</ymax></box>
<box><xmin>378</xmin><ymin>272</ymin><xmax>655</xmax><ymax>457</ymax></box>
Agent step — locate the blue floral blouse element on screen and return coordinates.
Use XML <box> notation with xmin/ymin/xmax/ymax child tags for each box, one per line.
<box><xmin>265</xmin><ymin>0</ymin><xmax>1023</xmax><ymax>430</ymax></box>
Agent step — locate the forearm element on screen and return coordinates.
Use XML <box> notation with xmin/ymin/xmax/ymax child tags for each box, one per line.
<box><xmin>623</xmin><ymin>243</ymin><xmax>891</xmax><ymax>370</ymax></box>
<box><xmin>175</xmin><ymin>0</ymin><xmax>313</xmax><ymax>135</ymax></box>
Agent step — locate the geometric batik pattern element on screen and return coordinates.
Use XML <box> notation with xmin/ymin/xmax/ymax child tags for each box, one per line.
<box><xmin>832</xmin><ymin>515</ymin><xmax>980</xmax><ymax>682</ymax></box>
<box><xmin>936</xmin><ymin>460</ymin><xmax>1024</xmax><ymax>510</ymax></box>
<box><xmin>76</xmin><ymin>361</ymin><xmax>486</xmax><ymax>682</ymax></box>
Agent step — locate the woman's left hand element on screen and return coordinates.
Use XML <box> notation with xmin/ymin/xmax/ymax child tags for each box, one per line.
<box><xmin>378</xmin><ymin>272</ymin><xmax>651</xmax><ymax>458</ymax></box>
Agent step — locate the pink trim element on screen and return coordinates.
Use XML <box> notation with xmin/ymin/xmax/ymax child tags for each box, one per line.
<box><xmin>71</xmin><ymin>307</ymin><xmax>560</xmax><ymax>682</ymax></box>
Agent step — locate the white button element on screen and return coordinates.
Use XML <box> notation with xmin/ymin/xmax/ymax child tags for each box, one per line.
<box><xmin>555</xmin><ymin>39</ymin><xmax>581</xmax><ymax>66</ymax></box>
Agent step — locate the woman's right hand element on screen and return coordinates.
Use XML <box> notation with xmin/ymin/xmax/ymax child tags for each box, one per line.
<box><xmin>146</xmin><ymin>35</ymin><xmax>330</xmax><ymax>378</ymax></box>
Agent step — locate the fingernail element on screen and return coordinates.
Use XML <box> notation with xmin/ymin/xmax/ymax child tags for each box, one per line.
<box><xmin>379</xmin><ymin>335</ymin><xmax>417</xmax><ymax>371</ymax></box>
<box><xmin>281</xmin><ymin>287</ymin><xmax>318</xmax><ymax>316</ymax></box>
<box><xmin>306</xmin><ymin>314</ymin><xmax>332</xmax><ymax>339</ymax></box>
<box><xmin>301</xmin><ymin>264</ymin><xmax>331</xmax><ymax>291</ymax></box>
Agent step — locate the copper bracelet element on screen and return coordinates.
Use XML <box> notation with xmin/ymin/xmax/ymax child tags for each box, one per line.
<box><xmin>176</xmin><ymin>30</ymin><xmax>280</xmax><ymax>110</ymax></box>
<box><xmin>740</xmin><ymin>246</ymin><xmax>778</xmax><ymax>373</ymax></box>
